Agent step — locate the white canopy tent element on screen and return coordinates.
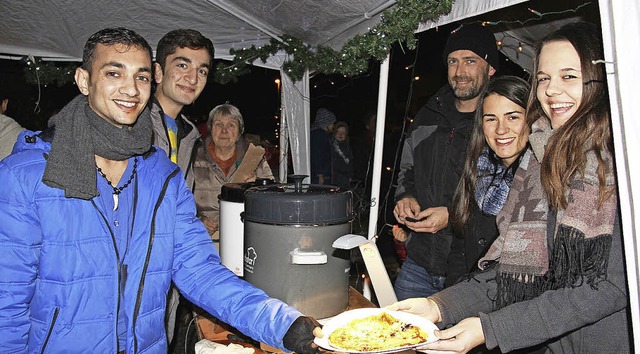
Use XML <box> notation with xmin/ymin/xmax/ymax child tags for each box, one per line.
<box><xmin>1</xmin><ymin>0</ymin><xmax>639</xmax><ymax>347</ymax></box>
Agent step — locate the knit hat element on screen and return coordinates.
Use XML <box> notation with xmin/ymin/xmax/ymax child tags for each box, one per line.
<box><xmin>314</xmin><ymin>108</ymin><xmax>337</xmax><ymax>128</ymax></box>
<box><xmin>443</xmin><ymin>24</ymin><xmax>500</xmax><ymax>70</ymax></box>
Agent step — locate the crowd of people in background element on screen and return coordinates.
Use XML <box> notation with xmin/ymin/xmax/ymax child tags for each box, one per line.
<box><xmin>309</xmin><ymin>107</ymin><xmax>360</xmax><ymax>192</ymax></box>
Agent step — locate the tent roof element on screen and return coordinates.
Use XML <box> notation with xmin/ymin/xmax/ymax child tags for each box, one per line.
<box><xmin>0</xmin><ymin>0</ymin><xmax>524</xmax><ymax>64</ymax></box>
<box><xmin>0</xmin><ymin>0</ymin><xmax>398</xmax><ymax>61</ymax></box>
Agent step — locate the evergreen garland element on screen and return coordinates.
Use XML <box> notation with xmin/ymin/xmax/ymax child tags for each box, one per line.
<box><xmin>21</xmin><ymin>0</ymin><xmax>453</xmax><ymax>86</ymax></box>
<box><xmin>216</xmin><ymin>0</ymin><xmax>453</xmax><ymax>84</ymax></box>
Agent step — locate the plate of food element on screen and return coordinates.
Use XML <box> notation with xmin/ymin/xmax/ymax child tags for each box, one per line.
<box><xmin>314</xmin><ymin>307</ymin><xmax>438</xmax><ymax>353</ymax></box>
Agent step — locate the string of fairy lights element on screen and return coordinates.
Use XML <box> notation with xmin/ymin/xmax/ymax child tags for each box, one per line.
<box><xmin>19</xmin><ymin>1</ymin><xmax>593</xmax><ymax>88</ymax></box>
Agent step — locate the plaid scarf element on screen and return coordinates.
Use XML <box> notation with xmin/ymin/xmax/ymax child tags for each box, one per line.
<box><xmin>480</xmin><ymin>117</ymin><xmax>617</xmax><ymax>309</ymax></box>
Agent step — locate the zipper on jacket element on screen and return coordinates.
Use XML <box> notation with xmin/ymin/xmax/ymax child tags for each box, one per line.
<box><xmin>185</xmin><ymin>137</ymin><xmax>203</xmax><ymax>192</ymax></box>
<box><xmin>154</xmin><ymin>100</ymin><xmax>172</xmax><ymax>156</ymax></box>
<box><xmin>132</xmin><ymin>167</ymin><xmax>180</xmax><ymax>354</ymax></box>
<box><xmin>448</xmin><ymin>128</ymin><xmax>456</xmax><ymax>143</ymax></box>
<box><xmin>91</xmin><ymin>199</ymin><xmax>123</xmax><ymax>351</ymax></box>
<box><xmin>40</xmin><ymin>307</ymin><xmax>59</xmax><ymax>354</ymax></box>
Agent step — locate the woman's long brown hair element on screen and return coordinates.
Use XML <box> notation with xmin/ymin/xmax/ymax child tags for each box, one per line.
<box><xmin>527</xmin><ymin>22</ymin><xmax>614</xmax><ymax>210</ymax></box>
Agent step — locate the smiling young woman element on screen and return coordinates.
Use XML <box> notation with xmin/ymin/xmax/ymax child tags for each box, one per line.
<box><xmin>448</xmin><ymin>75</ymin><xmax>530</xmax><ymax>287</ymax></box>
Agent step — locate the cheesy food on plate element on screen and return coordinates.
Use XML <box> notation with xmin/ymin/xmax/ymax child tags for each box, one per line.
<box><xmin>328</xmin><ymin>312</ymin><xmax>427</xmax><ymax>352</ymax></box>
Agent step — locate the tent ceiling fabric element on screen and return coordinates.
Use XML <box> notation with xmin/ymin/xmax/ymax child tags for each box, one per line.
<box><xmin>211</xmin><ymin>0</ymin><xmax>392</xmax><ymax>48</ymax></box>
<box><xmin>1</xmin><ymin>0</ymin><xmax>529</xmax><ymax>70</ymax></box>
<box><xmin>0</xmin><ymin>0</ymin><xmax>563</xmax><ymax>74</ymax></box>
<box><xmin>0</xmin><ymin>0</ymin><xmax>391</xmax><ymax>61</ymax></box>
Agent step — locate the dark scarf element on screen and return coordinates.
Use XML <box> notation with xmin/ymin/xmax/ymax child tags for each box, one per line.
<box><xmin>474</xmin><ymin>146</ymin><xmax>521</xmax><ymax>216</ymax></box>
<box><xmin>42</xmin><ymin>94</ymin><xmax>152</xmax><ymax>199</ymax></box>
<box><xmin>480</xmin><ymin>117</ymin><xmax>617</xmax><ymax>309</ymax></box>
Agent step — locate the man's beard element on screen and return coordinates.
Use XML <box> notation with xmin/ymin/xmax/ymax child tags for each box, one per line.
<box><xmin>452</xmin><ymin>78</ymin><xmax>483</xmax><ymax>100</ymax></box>
<box><xmin>451</xmin><ymin>66</ymin><xmax>490</xmax><ymax>101</ymax></box>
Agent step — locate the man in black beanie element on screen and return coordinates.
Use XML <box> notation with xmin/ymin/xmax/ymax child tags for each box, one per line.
<box><xmin>393</xmin><ymin>23</ymin><xmax>498</xmax><ymax>299</ymax></box>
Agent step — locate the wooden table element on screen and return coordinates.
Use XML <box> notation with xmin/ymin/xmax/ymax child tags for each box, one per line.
<box><xmin>196</xmin><ymin>287</ymin><xmax>376</xmax><ymax>353</ymax></box>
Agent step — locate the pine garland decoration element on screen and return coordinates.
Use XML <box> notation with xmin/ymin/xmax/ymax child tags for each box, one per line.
<box><xmin>215</xmin><ymin>0</ymin><xmax>453</xmax><ymax>83</ymax></box>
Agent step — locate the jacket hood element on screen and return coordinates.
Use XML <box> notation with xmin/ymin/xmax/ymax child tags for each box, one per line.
<box><xmin>13</xmin><ymin>130</ymin><xmax>51</xmax><ymax>155</ymax></box>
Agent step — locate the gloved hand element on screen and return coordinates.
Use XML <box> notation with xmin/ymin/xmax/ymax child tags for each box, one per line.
<box><xmin>282</xmin><ymin>316</ymin><xmax>322</xmax><ymax>354</ymax></box>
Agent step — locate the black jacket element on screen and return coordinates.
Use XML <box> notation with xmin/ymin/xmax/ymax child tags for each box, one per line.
<box><xmin>395</xmin><ymin>84</ymin><xmax>474</xmax><ymax>276</ymax></box>
<box><xmin>445</xmin><ymin>203</ymin><xmax>497</xmax><ymax>286</ymax></box>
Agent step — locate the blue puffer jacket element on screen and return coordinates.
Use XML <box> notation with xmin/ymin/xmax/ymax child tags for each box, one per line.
<box><xmin>0</xmin><ymin>131</ymin><xmax>302</xmax><ymax>354</ymax></box>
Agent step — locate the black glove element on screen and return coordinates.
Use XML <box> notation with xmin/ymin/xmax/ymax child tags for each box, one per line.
<box><xmin>282</xmin><ymin>316</ymin><xmax>322</xmax><ymax>354</ymax></box>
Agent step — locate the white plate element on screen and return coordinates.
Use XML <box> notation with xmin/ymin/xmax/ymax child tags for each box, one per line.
<box><xmin>314</xmin><ymin>308</ymin><xmax>438</xmax><ymax>353</ymax></box>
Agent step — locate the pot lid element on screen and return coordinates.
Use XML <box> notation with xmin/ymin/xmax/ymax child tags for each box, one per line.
<box><xmin>219</xmin><ymin>178</ymin><xmax>275</xmax><ymax>203</ymax></box>
<box><xmin>243</xmin><ymin>175</ymin><xmax>353</xmax><ymax>225</ymax></box>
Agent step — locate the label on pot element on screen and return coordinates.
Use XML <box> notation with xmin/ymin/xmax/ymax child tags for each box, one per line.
<box><xmin>244</xmin><ymin>247</ymin><xmax>257</xmax><ymax>274</ymax></box>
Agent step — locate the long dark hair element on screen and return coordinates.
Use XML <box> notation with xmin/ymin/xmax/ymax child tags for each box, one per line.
<box><xmin>528</xmin><ymin>22</ymin><xmax>613</xmax><ymax>209</ymax></box>
<box><xmin>451</xmin><ymin>75</ymin><xmax>530</xmax><ymax>234</ymax></box>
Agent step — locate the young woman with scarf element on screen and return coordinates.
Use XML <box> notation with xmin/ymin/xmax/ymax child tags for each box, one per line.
<box><xmin>387</xmin><ymin>22</ymin><xmax>630</xmax><ymax>353</ymax></box>
<box><xmin>445</xmin><ymin>75</ymin><xmax>530</xmax><ymax>287</ymax></box>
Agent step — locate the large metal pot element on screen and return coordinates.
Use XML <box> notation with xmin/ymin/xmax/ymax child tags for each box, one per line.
<box><xmin>242</xmin><ymin>176</ymin><xmax>353</xmax><ymax>319</ymax></box>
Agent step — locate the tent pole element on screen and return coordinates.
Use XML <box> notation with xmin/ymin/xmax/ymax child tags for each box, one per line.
<box><xmin>278</xmin><ymin>85</ymin><xmax>288</xmax><ymax>183</ymax></box>
<box><xmin>361</xmin><ymin>54</ymin><xmax>398</xmax><ymax>304</ymax></box>
<box><xmin>279</xmin><ymin>67</ymin><xmax>311</xmax><ymax>183</ymax></box>
<box><xmin>367</xmin><ymin>55</ymin><xmax>390</xmax><ymax>240</ymax></box>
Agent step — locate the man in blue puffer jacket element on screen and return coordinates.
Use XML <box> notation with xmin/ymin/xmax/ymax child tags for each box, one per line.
<box><xmin>0</xmin><ymin>27</ymin><xmax>319</xmax><ymax>354</ymax></box>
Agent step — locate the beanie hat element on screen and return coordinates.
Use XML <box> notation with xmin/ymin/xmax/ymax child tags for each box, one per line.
<box><xmin>443</xmin><ymin>24</ymin><xmax>500</xmax><ymax>71</ymax></box>
<box><xmin>314</xmin><ymin>108</ymin><xmax>337</xmax><ymax>128</ymax></box>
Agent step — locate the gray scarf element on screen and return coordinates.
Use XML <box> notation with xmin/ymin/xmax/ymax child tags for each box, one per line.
<box><xmin>42</xmin><ymin>94</ymin><xmax>152</xmax><ymax>199</ymax></box>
